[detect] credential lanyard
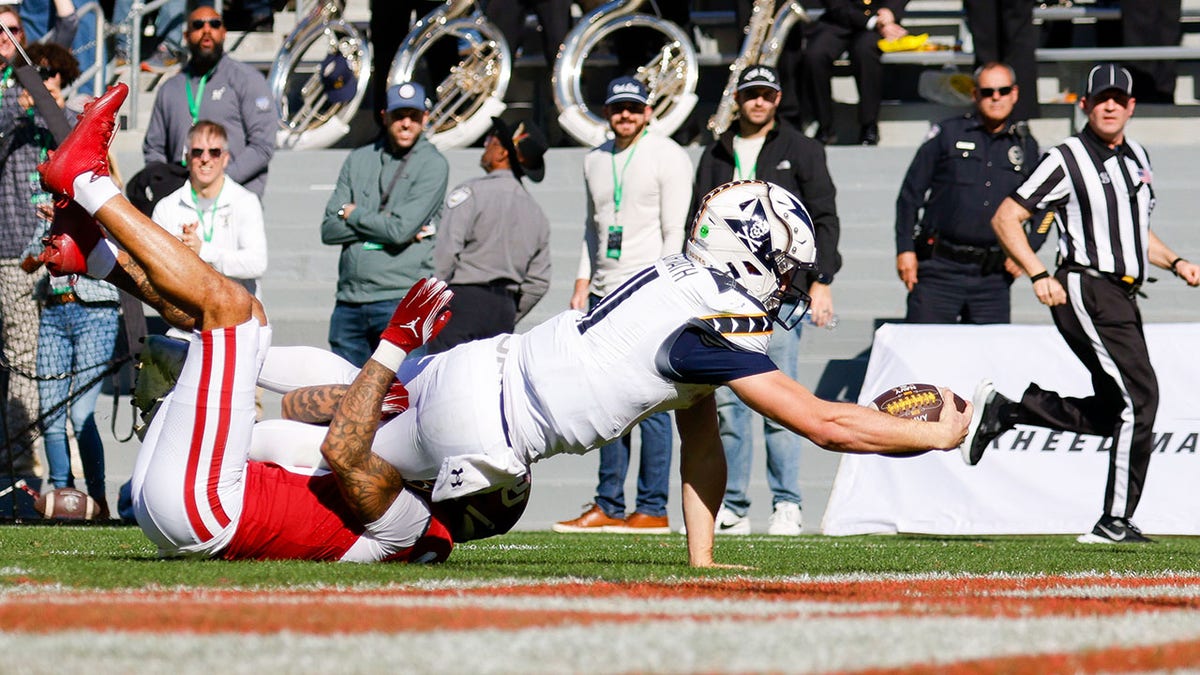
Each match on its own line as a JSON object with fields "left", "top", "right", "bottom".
{"left": 607, "top": 129, "right": 647, "bottom": 259}
{"left": 190, "top": 183, "right": 222, "bottom": 242}
{"left": 733, "top": 149, "right": 756, "bottom": 180}
{"left": 185, "top": 71, "right": 211, "bottom": 126}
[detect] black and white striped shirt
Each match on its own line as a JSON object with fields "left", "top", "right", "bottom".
{"left": 1012, "top": 125, "right": 1155, "bottom": 282}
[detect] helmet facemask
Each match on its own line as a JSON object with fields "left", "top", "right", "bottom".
{"left": 686, "top": 180, "right": 818, "bottom": 327}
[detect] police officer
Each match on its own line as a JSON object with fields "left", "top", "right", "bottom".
{"left": 894, "top": 61, "right": 1041, "bottom": 324}
{"left": 429, "top": 117, "right": 552, "bottom": 353}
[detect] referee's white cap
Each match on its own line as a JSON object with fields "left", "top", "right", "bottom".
{"left": 1085, "top": 63, "right": 1133, "bottom": 98}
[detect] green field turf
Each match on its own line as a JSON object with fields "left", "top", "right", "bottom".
{"left": 4, "top": 526, "right": 1200, "bottom": 588}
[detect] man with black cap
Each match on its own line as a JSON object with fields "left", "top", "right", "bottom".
{"left": 555, "top": 76, "right": 692, "bottom": 534}
{"left": 428, "top": 118, "right": 552, "bottom": 353}
{"left": 966, "top": 63, "right": 1200, "bottom": 544}
{"left": 322, "top": 81, "right": 449, "bottom": 367}
{"left": 691, "top": 64, "right": 841, "bottom": 536}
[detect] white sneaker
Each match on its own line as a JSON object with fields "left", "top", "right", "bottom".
{"left": 767, "top": 502, "right": 803, "bottom": 536}
{"left": 678, "top": 504, "right": 751, "bottom": 535}
{"left": 714, "top": 504, "right": 750, "bottom": 535}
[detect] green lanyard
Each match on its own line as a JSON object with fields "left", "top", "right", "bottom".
{"left": 733, "top": 149, "right": 756, "bottom": 180}
{"left": 185, "top": 70, "right": 212, "bottom": 126}
{"left": 189, "top": 183, "right": 223, "bottom": 242}
{"left": 610, "top": 129, "right": 647, "bottom": 215}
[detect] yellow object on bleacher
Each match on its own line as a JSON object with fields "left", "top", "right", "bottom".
{"left": 878, "top": 33, "right": 929, "bottom": 53}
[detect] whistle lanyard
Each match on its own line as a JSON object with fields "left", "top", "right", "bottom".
{"left": 185, "top": 71, "right": 211, "bottom": 125}
{"left": 610, "top": 129, "right": 647, "bottom": 217}
{"left": 190, "top": 184, "right": 222, "bottom": 242}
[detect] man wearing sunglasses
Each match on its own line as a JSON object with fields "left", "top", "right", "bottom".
{"left": 689, "top": 64, "right": 841, "bottom": 536}
{"left": 555, "top": 76, "right": 692, "bottom": 535}
{"left": 143, "top": 5, "right": 275, "bottom": 199}
{"left": 150, "top": 120, "right": 266, "bottom": 303}
{"left": 895, "top": 62, "right": 1041, "bottom": 325}
{"left": 971, "top": 63, "right": 1200, "bottom": 545}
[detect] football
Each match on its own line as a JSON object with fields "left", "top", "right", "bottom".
{"left": 870, "top": 383, "right": 968, "bottom": 458}
{"left": 33, "top": 488, "right": 101, "bottom": 520}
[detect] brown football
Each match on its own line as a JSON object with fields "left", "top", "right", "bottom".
{"left": 33, "top": 488, "right": 100, "bottom": 520}
{"left": 870, "top": 383, "right": 968, "bottom": 458}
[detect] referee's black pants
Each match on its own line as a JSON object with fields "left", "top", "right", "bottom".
{"left": 426, "top": 283, "right": 517, "bottom": 354}
{"left": 1014, "top": 268, "right": 1159, "bottom": 520}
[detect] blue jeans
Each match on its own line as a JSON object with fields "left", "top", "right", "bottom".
{"left": 714, "top": 323, "right": 803, "bottom": 516}
{"left": 36, "top": 302, "right": 119, "bottom": 498}
{"left": 329, "top": 299, "right": 426, "bottom": 368}
{"left": 589, "top": 293, "right": 673, "bottom": 518}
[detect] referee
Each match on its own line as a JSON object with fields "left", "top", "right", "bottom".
{"left": 966, "top": 64, "right": 1200, "bottom": 544}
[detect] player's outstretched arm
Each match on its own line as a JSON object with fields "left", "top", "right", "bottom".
{"left": 730, "top": 371, "right": 971, "bottom": 453}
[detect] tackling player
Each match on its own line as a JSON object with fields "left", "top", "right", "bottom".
{"left": 35, "top": 83, "right": 496, "bottom": 563}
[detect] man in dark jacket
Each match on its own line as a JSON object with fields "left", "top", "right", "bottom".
{"left": 690, "top": 65, "right": 841, "bottom": 535}
{"left": 894, "top": 62, "right": 1041, "bottom": 324}
{"left": 802, "top": 0, "right": 909, "bottom": 145}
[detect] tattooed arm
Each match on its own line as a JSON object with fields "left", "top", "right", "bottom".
{"left": 320, "top": 359, "right": 405, "bottom": 523}
{"left": 282, "top": 385, "right": 347, "bottom": 424}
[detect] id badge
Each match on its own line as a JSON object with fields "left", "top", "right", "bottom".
{"left": 605, "top": 225, "right": 623, "bottom": 260}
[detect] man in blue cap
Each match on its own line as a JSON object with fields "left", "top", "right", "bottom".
{"left": 321, "top": 82, "right": 449, "bottom": 367}
{"left": 555, "top": 76, "right": 693, "bottom": 534}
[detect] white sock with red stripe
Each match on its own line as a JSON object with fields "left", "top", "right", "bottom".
{"left": 71, "top": 173, "right": 121, "bottom": 215}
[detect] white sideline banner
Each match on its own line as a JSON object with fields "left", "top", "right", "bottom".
{"left": 820, "top": 323, "right": 1200, "bottom": 536}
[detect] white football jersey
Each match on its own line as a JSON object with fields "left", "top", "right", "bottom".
{"left": 505, "top": 254, "right": 775, "bottom": 463}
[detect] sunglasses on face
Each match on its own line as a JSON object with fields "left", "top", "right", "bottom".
{"left": 0, "top": 23, "right": 22, "bottom": 35}
{"left": 977, "top": 85, "right": 1014, "bottom": 98}
{"left": 36, "top": 66, "right": 59, "bottom": 80}
{"left": 189, "top": 147, "right": 224, "bottom": 159}
{"left": 738, "top": 87, "right": 778, "bottom": 102}
{"left": 608, "top": 102, "right": 645, "bottom": 115}
{"left": 189, "top": 17, "right": 223, "bottom": 31}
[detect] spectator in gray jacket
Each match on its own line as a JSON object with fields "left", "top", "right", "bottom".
{"left": 429, "top": 117, "right": 552, "bottom": 353}
{"left": 321, "top": 82, "right": 449, "bottom": 367}
{"left": 142, "top": 5, "right": 275, "bottom": 198}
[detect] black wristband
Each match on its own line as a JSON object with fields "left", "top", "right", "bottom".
{"left": 1030, "top": 271, "right": 1050, "bottom": 283}
{"left": 1170, "top": 257, "right": 1186, "bottom": 276}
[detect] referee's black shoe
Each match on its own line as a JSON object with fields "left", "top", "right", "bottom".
{"left": 960, "top": 380, "right": 1015, "bottom": 466}
{"left": 1077, "top": 515, "right": 1154, "bottom": 544}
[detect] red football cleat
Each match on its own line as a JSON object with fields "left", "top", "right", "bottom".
{"left": 38, "top": 83, "right": 128, "bottom": 198}
{"left": 39, "top": 200, "right": 106, "bottom": 276}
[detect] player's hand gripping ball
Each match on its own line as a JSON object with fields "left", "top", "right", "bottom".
{"left": 870, "top": 383, "right": 967, "bottom": 458}
{"left": 34, "top": 488, "right": 101, "bottom": 520}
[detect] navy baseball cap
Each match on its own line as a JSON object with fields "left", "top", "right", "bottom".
{"left": 737, "top": 65, "right": 781, "bottom": 92}
{"left": 1085, "top": 63, "right": 1133, "bottom": 98}
{"left": 320, "top": 53, "right": 356, "bottom": 104}
{"left": 386, "top": 82, "right": 429, "bottom": 113}
{"left": 604, "top": 76, "right": 649, "bottom": 106}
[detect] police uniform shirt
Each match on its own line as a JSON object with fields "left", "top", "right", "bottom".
{"left": 433, "top": 169, "right": 551, "bottom": 317}
{"left": 1012, "top": 124, "right": 1154, "bottom": 282}
{"left": 895, "top": 113, "right": 1039, "bottom": 253}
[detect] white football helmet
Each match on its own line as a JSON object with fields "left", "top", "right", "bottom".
{"left": 686, "top": 180, "right": 818, "bottom": 326}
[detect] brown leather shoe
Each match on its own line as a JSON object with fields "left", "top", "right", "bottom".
{"left": 609, "top": 512, "right": 670, "bottom": 534}
{"left": 552, "top": 504, "right": 624, "bottom": 533}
